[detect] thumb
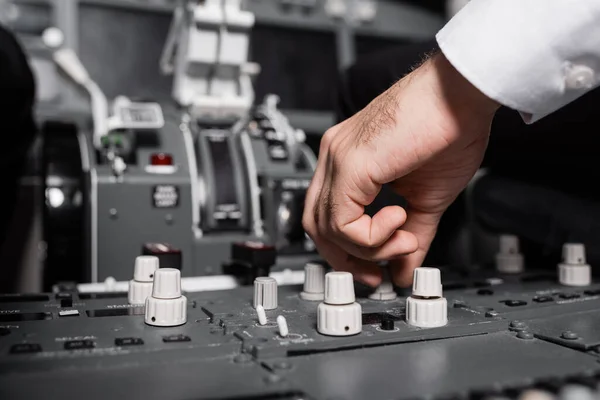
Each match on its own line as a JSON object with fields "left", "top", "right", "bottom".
{"left": 389, "top": 208, "right": 443, "bottom": 287}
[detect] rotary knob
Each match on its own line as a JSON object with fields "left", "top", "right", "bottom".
{"left": 128, "top": 256, "right": 159, "bottom": 305}
{"left": 369, "top": 267, "right": 397, "bottom": 300}
{"left": 558, "top": 243, "right": 591, "bottom": 286}
{"left": 317, "top": 272, "right": 362, "bottom": 336}
{"left": 145, "top": 268, "right": 187, "bottom": 327}
{"left": 495, "top": 234, "right": 524, "bottom": 274}
{"left": 253, "top": 277, "right": 278, "bottom": 310}
{"left": 406, "top": 267, "right": 447, "bottom": 328}
{"left": 300, "top": 263, "right": 325, "bottom": 301}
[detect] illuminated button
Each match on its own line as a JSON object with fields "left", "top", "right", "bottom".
{"left": 151, "top": 153, "right": 173, "bottom": 166}
{"left": 146, "top": 153, "right": 177, "bottom": 174}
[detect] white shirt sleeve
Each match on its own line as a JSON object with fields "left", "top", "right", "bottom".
{"left": 436, "top": 0, "right": 600, "bottom": 123}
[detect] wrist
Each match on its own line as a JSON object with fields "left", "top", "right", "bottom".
{"left": 421, "top": 52, "right": 500, "bottom": 128}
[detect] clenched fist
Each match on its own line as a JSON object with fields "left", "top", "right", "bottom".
{"left": 303, "top": 53, "right": 499, "bottom": 287}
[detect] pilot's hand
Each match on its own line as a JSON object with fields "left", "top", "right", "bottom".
{"left": 303, "top": 53, "right": 499, "bottom": 287}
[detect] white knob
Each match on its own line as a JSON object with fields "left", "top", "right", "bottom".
{"left": 317, "top": 301, "right": 362, "bottom": 336}
{"left": 558, "top": 243, "right": 591, "bottom": 286}
{"left": 253, "top": 277, "right": 278, "bottom": 310}
{"left": 559, "top": 264, "right": 591, "bottom": 286}
{"left": 128, "top": 256, "right": 159, "bottom": 305}
{"left": 406, "top": 267, "right": 447, "bottom": 328}
{"left": 145, "top": 268, "right": 186, "bottom": 326}
{"left": 134, "top": 256, "right": 159, "bottom": 282}
{"left": 499, "top": 234, "right": 519, "bottom": 254}
{"left": 317, "top": 271, "right": 362, "bottom": 336}
{"left": 369, "top": 268, "right": 397, "bottom": 300}
{"left": 412, "top": 267, "right": 442, "bottom": 298}
{"left": 562, "top": 243, "right": 586, "bottom": 264}
{"left": 406, "top": 297, "right": 447, "bottom": 328}
{"left": 151, "top": 268, "right": 182, "bottom": 299}
{"left": 496, "top": 234, "right": 524, "bottom": 274}
{"left": 300, "top": 263, "right": 325, "bottom": 301}
{"left": 324, "top": 272, "right": 355, "bottom": 305}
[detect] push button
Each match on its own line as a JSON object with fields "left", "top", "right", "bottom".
{"left": 558, "top": 293, "right": 580, "bottom": 300}
{"left": 64, "top": 340, "right": 95, "bottom": 350}
{"left": 502, "top": 300, "right": 527, "bottom": 307}
{"left": 533, "top": 295, "right": 554, "bottom": 303}
{"left": 115, "top": 337, "right": 144, "bottom": 347}
{"left": 58, "top": 309, "right": 79, "bottom": 317}
{"left": 10, "top": 343, "right": 42, "bottom": 354}
{"left": 162, "top": 334, "right": 190, "bottom": 343}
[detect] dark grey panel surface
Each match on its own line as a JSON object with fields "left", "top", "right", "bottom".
{"left": 2, "top": 269, "right": 600, "bottom": 399}
{"left": 263, "top": 333, "right": 600, "bottom": 400}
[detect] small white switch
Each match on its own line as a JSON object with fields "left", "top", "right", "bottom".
{"left": 256, "top": 304, "right": 267, "bottom": 326}
{"left": 277, "top": 315, "right": 289, "bottom": 338}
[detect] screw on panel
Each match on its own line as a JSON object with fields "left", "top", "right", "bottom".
{"left": 561, "top": 331, "right": 579, "bottom": 340}
{"left": 109, "top": 208, "right": 118, "bottom": 219}
{"left": 509, "top": 320, "right": 527, "bottom": 331}
{"left": 165, "top": 214, "right": 174, "bottom": 225}
{"left": 485, "top": 310, "right": 499, "bottom": 318}
{"left": 517, "top": 331, "right": 534, "bottom": 340}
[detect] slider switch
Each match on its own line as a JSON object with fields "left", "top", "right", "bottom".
{"left": 317, "top": 272, "right": 362, "bottom": 336}
{"left": 145, "top": 268, "right": 187, "bottom": 327}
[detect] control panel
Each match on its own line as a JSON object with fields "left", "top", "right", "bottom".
{"left": 2, "top": 241, "right": 600, "bottom": 399}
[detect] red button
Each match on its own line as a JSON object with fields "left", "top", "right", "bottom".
{"left": 150, "top": 153, "right": 173, "bottom": 166}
